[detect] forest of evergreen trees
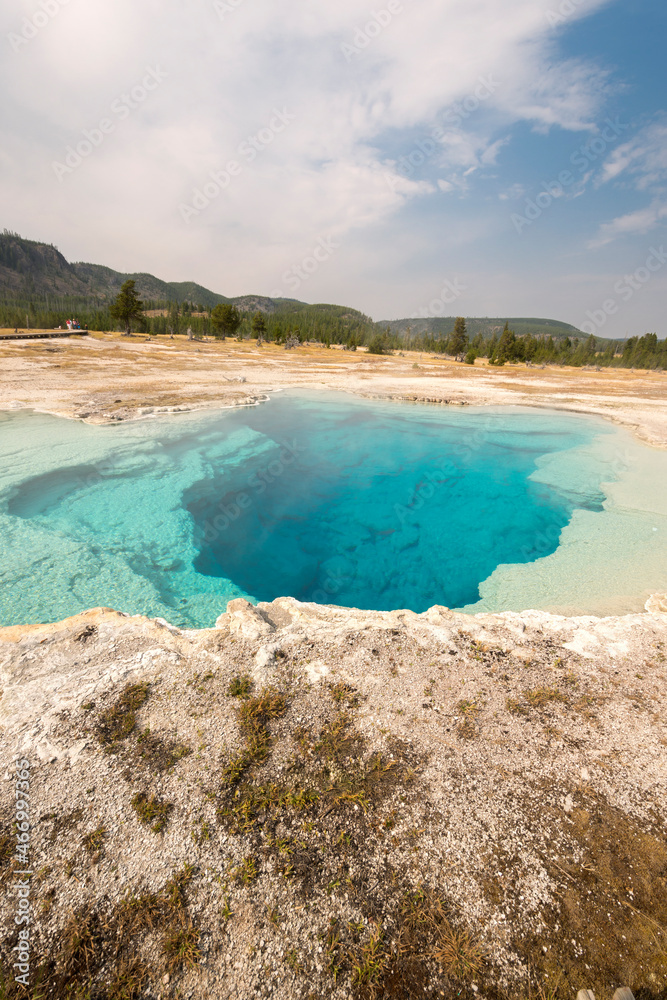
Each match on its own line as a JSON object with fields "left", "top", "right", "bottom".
{"left": 0, "top": 292, "right": 665, "bottom": 370}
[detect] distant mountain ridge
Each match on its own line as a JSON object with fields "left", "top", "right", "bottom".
{"left": 0, "top": 230, "right": 582, "bottom": 336}
{"left": 380, "top": 315, "right": 583, "bottom": 340}
{"left": 0, "top": 231, "right": 231, "bottom": 308}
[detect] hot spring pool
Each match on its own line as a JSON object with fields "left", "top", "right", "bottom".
{"left": 1, "top": 391, "right": 666, "bottom": 627}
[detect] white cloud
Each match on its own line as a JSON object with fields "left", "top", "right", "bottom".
{"left": 0, "top": 0, "right": 616, "bottom": 310}
{"left": 498, "top": 183, "right": 526, "bottom": 201}
{"left": 588, "top": 116, "right": 667, "bottom": 248}
{"left": 587, "top": 201, "right": 667, "bottom": 249}
{"left": 597, "top": 118, "right": 667, "bottom": 188}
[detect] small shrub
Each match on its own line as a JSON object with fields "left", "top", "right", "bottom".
{"left": 228, "top": 675, "right": 253, "bottom": 698}
{"left": 96, "top": 683, "right": 150, "bottom": 750}
{"left": 82, "top": 826, "right": 106, "bottom": 856}
{"left": 367, "top": 335, "right": 390, "bottom": 355}
{"left": 162, "top": 924, "right": 201, "bottom": 972}
{"left": 130, "top": 792, "right": 173, "bottom": 833}
{"left": 136, "top": 728, "right": 191, "bottom": 771}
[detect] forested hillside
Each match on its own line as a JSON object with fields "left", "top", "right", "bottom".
{"left": 1, "top": 230, "right": 664, "bottom": 368}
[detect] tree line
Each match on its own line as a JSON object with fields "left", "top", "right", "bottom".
{"left": 448, "top": 321, "right": 667, "bottom": 369}
{"left": 1, "top": 282, "right": 665, "bottom": 369}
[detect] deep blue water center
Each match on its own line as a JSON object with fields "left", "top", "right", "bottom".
{"left": 184, "top": 393, "right": 605, "bottom": 613}
{"left": 0, "top": 392, "right": 615, "bottom": 628}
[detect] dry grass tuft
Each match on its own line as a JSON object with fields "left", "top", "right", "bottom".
{"left": 96, "top": 683, "right": 150, "bottom": 751}
{"left": 228, "top": 674, "right": 253, "bottom": 698}
{"left": 162, "top": 923, "right": 201, "bottom": 973}
{"left": 82, "top": 826, "right": 106, "bottom": 857}
{"left": 135, "top": 728, "right": 191, "bottom": 771}
{"left": 223, "top": 688, "right": 288, "bottom": 784}
{"left": 455, "top": 697, "right": 483, "bottom": 738}
{"left": 130, "top": 792, "right": 173, "bottom": 833}
{"left": 104, "top": 957, "right": 150, "bottom": 1000}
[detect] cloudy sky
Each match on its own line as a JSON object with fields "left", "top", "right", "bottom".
{"left": 1, "top": 0, "right": 666, "bottom": 335}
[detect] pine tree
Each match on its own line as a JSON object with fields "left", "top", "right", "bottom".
{"left": 211, "top": 303, "right": 242, "bottom": 340}
{"left": 167, "top": 301, "right": 180, "bottom": 337}
{"left": 110, "top": 280, "right": 144, "bottom": 336}
{"left": 252, "top": 312, "right": 267, "bottom": 344}
{"left": 448, "top": 317, "right": 468, "bottom": 360}
{"left": 490, "top": 322, "right": 516, "bottom": 366}
{"left": 367, "top": 332, "right": 389, "bottom": 355}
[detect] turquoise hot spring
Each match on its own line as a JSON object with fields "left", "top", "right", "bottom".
{"left": 1, "top": 390, "right": 666, "bottom": 629}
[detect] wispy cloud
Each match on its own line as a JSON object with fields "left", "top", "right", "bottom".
{"left": 6, "top": 0, "right": 654, "bottom": 333}
{"left": 588, "top": 201, "right": 667, "bottom": 249}
{"left": 0, "top": 1, "right": 616, "bottom": 257}
{"left": 588, "top": 116, "right": 667, "bottom": 247}
{"left": 597, "top": 117, "right": 667, "bottom": 188}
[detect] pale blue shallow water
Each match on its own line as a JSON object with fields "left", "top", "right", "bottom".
{"left": 0, "top": 391, "right": 663, "bottom": 627}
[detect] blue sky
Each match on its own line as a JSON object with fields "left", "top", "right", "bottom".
{"left": 1, "top": 0, "right": 665, "bottom": 336}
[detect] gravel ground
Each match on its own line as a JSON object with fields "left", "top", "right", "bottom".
{"left": 1, "top": 596, "right": 666, "bottom": 1000}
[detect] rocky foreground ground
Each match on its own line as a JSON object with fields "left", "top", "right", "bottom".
{"left": 1, "top": 596, "right": 666, "bottom": 1000}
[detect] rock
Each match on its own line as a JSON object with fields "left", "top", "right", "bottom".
{"left": 646, "top": 592, "right": 667, "bottom": 614}
{"left": 510, "top": 647, "right": 535, "bottom": 663}
{"left": 216, "top": 599, "right": 276, "bottom": 640}
{"left": 304, "top": 660, "right": 329, "bottom": 684}
{"left": 0, "top": 596, "right": 665, "bottom": 999}
{"left": 254, "top": 644, "right": 282, "bottom": 669}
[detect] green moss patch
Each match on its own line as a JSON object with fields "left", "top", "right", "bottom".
{"left": 130, "top": 792, "right": 173, "bottom": 834}
{"left": 96, "top": 683, "right": 150, "bottom": 751}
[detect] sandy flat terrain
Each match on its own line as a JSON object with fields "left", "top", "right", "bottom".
{"left": 1, "top": 330, "right": 666, "bottom": 447}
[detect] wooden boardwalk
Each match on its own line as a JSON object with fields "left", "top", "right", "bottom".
{"left": 0, "top": 329, "right": 89, "bottom": 341}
